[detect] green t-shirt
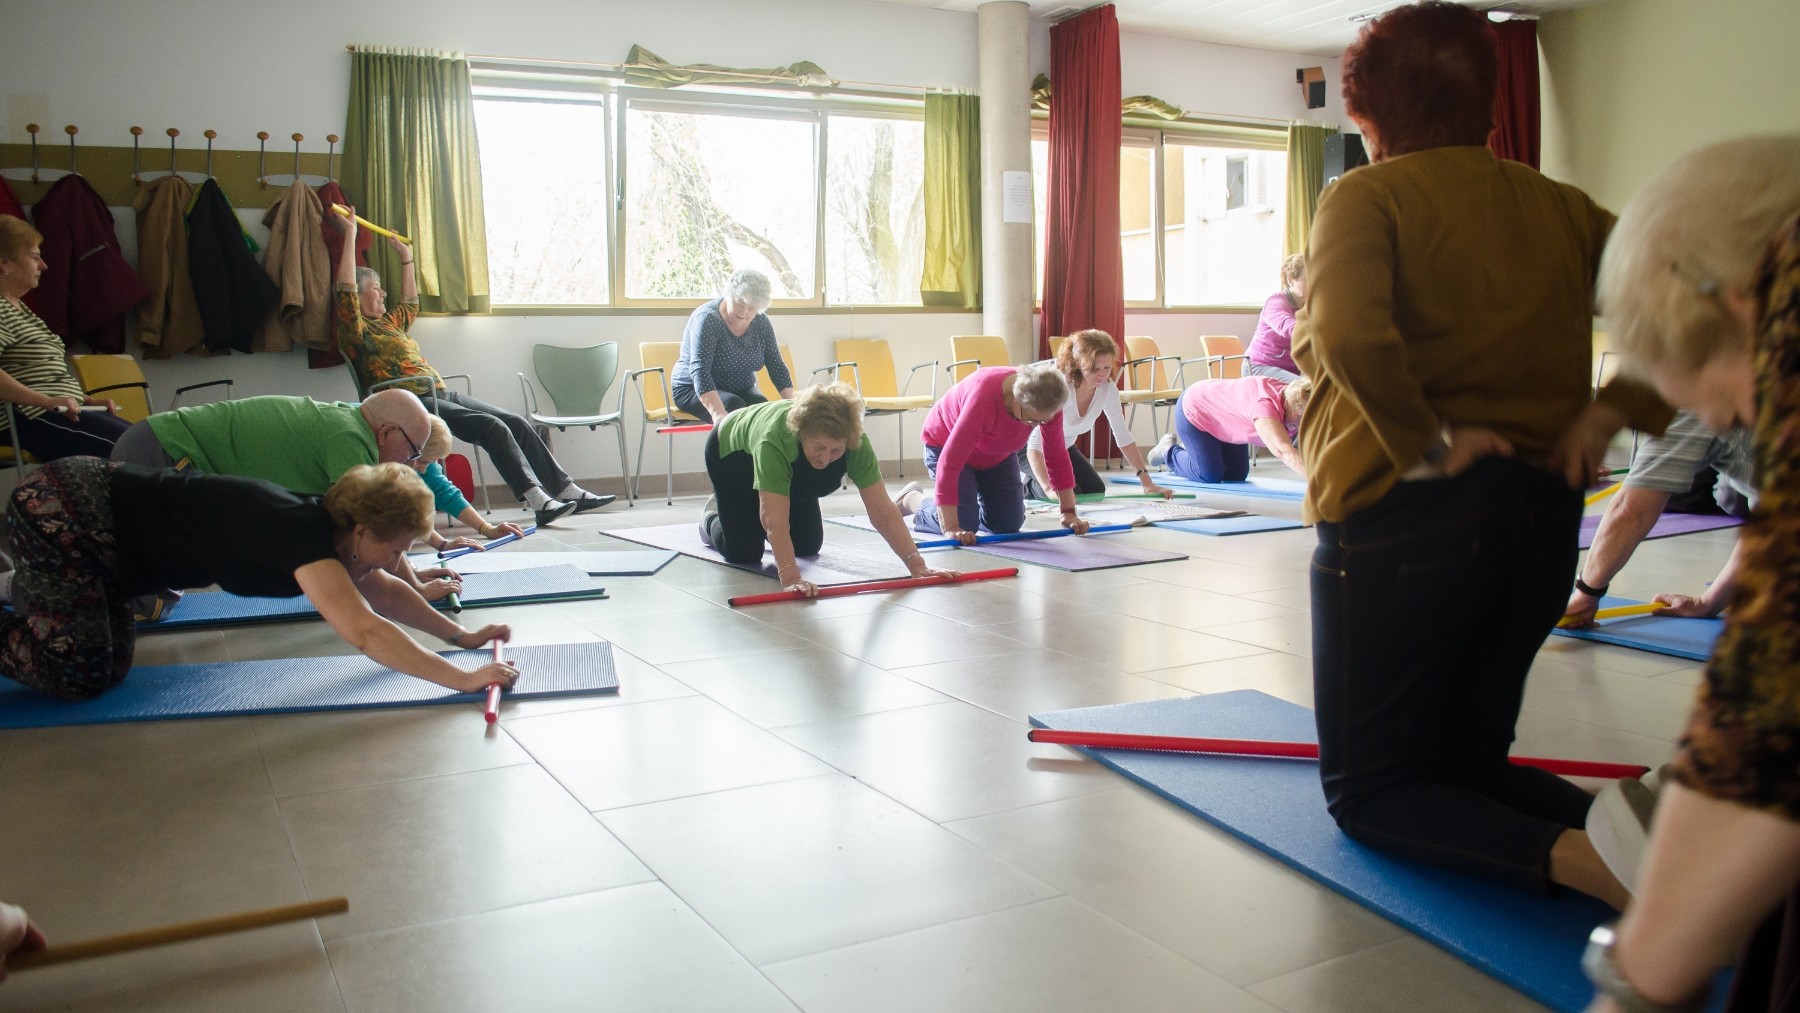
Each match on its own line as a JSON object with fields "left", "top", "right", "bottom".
{"left": 715, "top": 398, "right": 881, "bottom": 495}
{"left": 146, "top": 395, "right": 378, "bottom": 495}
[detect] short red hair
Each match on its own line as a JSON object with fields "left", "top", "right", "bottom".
{"left": 1341, "top": 1, "right": 1497, "bottom": 159}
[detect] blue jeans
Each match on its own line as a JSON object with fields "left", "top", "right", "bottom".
{"left": 913, "top": 444, "right": 1026, "bottom": 535}
{"left": 1167, "top": 409, "right": 1249, "bottom": 484}
{"left": 1311, "top": 457, "right": 1591, "bottom": 893}
{"left": 1244, "top": 362, "right": 1301, "bottom": 382}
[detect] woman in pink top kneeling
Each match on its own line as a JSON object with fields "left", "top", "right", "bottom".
{"left": 1152, "top": 376, "right": 1311, "bottom": 483}
{"left": 896, "top": 363, "right": 1086, "bottom": 545}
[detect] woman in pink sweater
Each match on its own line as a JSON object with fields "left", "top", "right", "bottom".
{"left": 897, "top": 363, "right": 1086, "bottom": 544}
{"left": 1150, "top": 376, "right": 1311, "bottom": 483}
{"left": 1244, "top": 254, "right": 1306, "bottom": 382}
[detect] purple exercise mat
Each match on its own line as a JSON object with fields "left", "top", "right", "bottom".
{"left": 825, "top": 514, "right": 1187, "bottom": 571}
{"left": 1578, "top": 511, "right": 1742, "bottom": 549}
{"left": 602, "top": 523, "right": 910, "bottom": 585}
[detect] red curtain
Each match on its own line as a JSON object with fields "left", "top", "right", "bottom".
{"left": 1488, "top": 20, "right": 1540, "bottom": 168}
{"left": 1040, "top": 4, "right": 1123, "bottom": 360}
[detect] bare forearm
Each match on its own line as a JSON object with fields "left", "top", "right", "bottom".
{"left": 398, "top": 260, "right": 417, "bottom": 302}
{"left": 1698, "top": 538, "right": 1747, "bottom": 614}
{"left": 700, "top": 391, "right": 728, "bottom": 420}
{"left": 1581, "top": 489, "right": 1670, "bottom": 586}
{"left": 352, "top": 616, "right": 472, "bottom": 689}
{"left": 1254, "top": 418, "right": 1305, "bottom": 474}
{"left": 361, "top": 573, "right": 464, "bottom": 641}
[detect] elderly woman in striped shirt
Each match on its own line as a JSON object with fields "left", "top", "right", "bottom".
{"left": 672, "top": 269, "right": 795, "bottom": 424}
{"left": 0, "top": 216, "right": 131, "bottom": 459}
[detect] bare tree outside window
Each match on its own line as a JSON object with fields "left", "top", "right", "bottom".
{"left": 825, "top": 115, "right": 924, "bottom": 305}
{"left": 473, "top": 98, "right": 610, "bottom": 304}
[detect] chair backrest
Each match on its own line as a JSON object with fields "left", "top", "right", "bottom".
{"left": 70, "top": 354, "right": 153, "bottom": 423}
{"left": 1201, "top": 335, "right": 1247, "bottom": 380}
{"left": 949, "top": 335, "right": 1009, "bottom": 382}
{"left": 532, "top": 343, "right": 620, "bottom": 417}
{"left": 755, "top": 344, "right": 799, "bottom": 400}
{"left": 1047, "top": 336, "right": 1066, "bottom": 358}
{"left": 834, "top": 339, "right": 899, "bottom": 397}
{"left": 1124, "top": 336, "right": 1171, "bottom": 391}
{"left": 636, "top": 342, "right": 684, "bottom": 414}
{"left": 1592, "top": 329, "right": 1617, "bottom": 389}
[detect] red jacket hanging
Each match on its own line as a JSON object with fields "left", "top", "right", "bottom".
{"left": 24, "top": 174, "right": 148, "bottom": 353}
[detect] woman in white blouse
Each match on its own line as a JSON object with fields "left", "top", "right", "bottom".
{"left": 1020, "top": 329, "right": 1173, "bottom": 501}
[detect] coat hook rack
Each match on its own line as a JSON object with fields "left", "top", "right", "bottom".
{"left": 258, "top": 130, "right": 337, "bottom": 188}
{"left": 131, "top": 127, "right": 213, "bottom": 186}
{"left": 0, "top": 123, "right": 80, "bottom": 185}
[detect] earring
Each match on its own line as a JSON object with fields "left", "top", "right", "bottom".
{"left": 351, "top": 551, "right": 359, "bottom": 561}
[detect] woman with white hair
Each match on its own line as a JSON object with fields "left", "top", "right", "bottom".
{"left": 896, "top": 362, "right": 1086, "bottom": 544}
{"left": 1568, "top": 134, "right": 1800, "bottom": 1013}
{"left": 700, "top": 382, "right": 956, "bottom": 598}
{"left": 673, "top": 269, "right": 795, "bottom": 423}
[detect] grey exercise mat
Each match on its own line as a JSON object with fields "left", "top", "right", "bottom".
{"left": 411, "top": 549, "right": 677, "bottom": 576}
{"left": 825, "top": 514, "right": 1187, "bottom": 571}
{"left": 602, "top": 523, "right": 911, "bottom": 585}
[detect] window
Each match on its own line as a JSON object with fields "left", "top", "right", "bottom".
{"left": 824, "top": 114, "right": 925, "bottom": 306}
{"left": 1032, "top": 127, "right": 1287, "bottom": 309}
{"left": 623, "top": 102, "right": 818, "bottom": 302}
{"left": 473, "top": 97, "right": 612, "bottom": 305}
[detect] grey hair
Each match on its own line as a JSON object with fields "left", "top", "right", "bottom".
{"left": 355, "top": 266, "right": 381, "bottom": 291}
{"left": 1599, "top": 134, "right": 1800, "bottom": 374}
{"left": 1011, "top": 361, "right": 1070, "bottom": 417}
{"left": 723, "top": 269, "right": 772, "bottom": 311}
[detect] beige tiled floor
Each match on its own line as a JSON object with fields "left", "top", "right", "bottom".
{"left": 0, "top": 468, "right": 1736, "bottom": 1010}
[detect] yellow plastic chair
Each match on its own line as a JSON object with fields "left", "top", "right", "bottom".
{"left": 754, "top": 345, "right": 801, "bottom": 401}
{"left": 1048, "top": 336, "right": 1067, "bottom": 358}
{"left": 1197, "top": 335, "right": 1249, "bottom": 380}
{"left": 945, "top": 335, "right": 1009, "bottom": 383}
{"left": 70, "top": 354, "right": 233, "bottom": 424}
{"left": 625, "top": 341, "right": 710, "bottom": 505}
{"left": 816, "top": 338, "right": 938, "bottom": 475}
{"left": 1118, "top": 335, "right": 1185, "bottom": 436}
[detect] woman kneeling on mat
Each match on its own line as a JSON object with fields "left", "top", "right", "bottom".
{"left": 1149, "top": 375, "right": 1311, "bottom": 483}
{"left": 0, "top": 457, "right": 518, "bottom": 700}
{"left": 1021, "top": 329, "right": 1173, "bottom": 501}
{"left": 897, "top": 362, "right": 1085, "bottom": 545}
{"left": 700, "top": 382, "right": 956, "bottom": 598}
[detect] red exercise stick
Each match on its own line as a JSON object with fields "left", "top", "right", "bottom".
{"left": 1025, "top": 729, "right": 1651, "bottom": 780}
{"left": 484, "top": 640, "right": 507, "bottom": 725}
{"left": 728, "top": 567, "right": 1019, "bottom": 607}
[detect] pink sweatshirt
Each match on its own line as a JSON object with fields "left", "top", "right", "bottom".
{"left": 1181, "top": 376, "right": 1293, "bottom": 446}
{"left": 1246, "top": 291, "right": 1299, "bottom": 374}
{"left": 922, "top": 366, "right": 1073, "bottom": 507}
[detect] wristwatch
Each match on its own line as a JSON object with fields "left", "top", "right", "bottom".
{"left": 1582, "top": 922, "right": 1708, "bottom": 1013}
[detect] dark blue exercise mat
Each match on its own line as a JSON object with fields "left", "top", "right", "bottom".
{"left": 142, "top": 565, "right": 609, "bottom": 632}
{"left": 0, "top": 642, "right": 618, "bottom": 729}
{"left": 1549, "top": 595, "right": 1723, "bottom": 662}
{"left": 1029, "top": 691, "right": 1624, "bottom": 1013}
{"left": 409, "top": 549, "right": 677, "bottom": 577}
{"left": 1107, "top": 474, "right": 1306, "bottom": 500}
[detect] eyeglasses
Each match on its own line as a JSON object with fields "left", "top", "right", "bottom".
{"left": 1670, "top": 262, "right": 1720, "bottom": 296}
{"left": 394, "top": 424, "right": 424, "bottom": 462}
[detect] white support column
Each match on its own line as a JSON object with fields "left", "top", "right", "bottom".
{"left": 978, "top": 1, "right": 1035, "bottom": 365}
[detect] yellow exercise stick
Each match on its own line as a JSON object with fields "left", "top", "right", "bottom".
{"left": 9, "top": 897, "right": 349, "bottom": 971}
{"left": 330, "top": 204, "right": 411, "bottom": 245}
{"left": 1584, "top": 482, "right": 1622, "bottom": 506}
{"left": 1557, "top": 601, "right": 1668, "bottom": 628}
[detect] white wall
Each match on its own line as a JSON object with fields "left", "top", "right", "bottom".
{"left": 4, "top": 0, "right": 1341, "bottom": 493}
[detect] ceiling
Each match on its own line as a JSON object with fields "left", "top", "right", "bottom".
{"left": 867, "top": 0, "right": 1605, "bottom": 56}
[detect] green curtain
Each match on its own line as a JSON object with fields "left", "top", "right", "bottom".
{"left": 623, "top": 45, "right": 832, "bottom": 89}
{"left": 344, "top": 48, "right": 490, "bottom": 314}
{"left": 921, "top": 93, "right": 982, "bottom": 309}
{"left": 1284, "top": 124, "right": 1332, "bottom": 258}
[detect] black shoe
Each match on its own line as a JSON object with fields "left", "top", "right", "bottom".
{"left": 569, "top": 493, "right": 616, "bottom": 514}
{"left": 534, "top": 500, "right": 579, "bottom": 527}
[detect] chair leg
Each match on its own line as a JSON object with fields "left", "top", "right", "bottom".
{"left": 613, "top": 422, "right": 634, "bottom": 507}
{"left": 472, "top": 448, "right": 494, "bottom": 513}
{"left": 664, "top": 433, "right": 674, "bottom": 506}
{"left": 895, "top": 415, "right": 905, "bottom": 477}
{"left": 632, "top": 420, "right": 650, "bottom": 502}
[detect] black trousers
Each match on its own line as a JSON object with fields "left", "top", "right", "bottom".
{"left": 702, "top": 428, "right": 846, "bottom": 566}
{"left": 10, "top": 408, "right": 133, "bottom": 461}
{"left": 1311, "top": 457, "right": 1592, "bottom": 893}
{"left": 1017, "top": 446, "right": 1106, "bottom": 500}
{"left": 432, "top": 388, "right": 570, "bottom": 499}
{"left": 673, "top": 383, "right": 766, "bottom": 423}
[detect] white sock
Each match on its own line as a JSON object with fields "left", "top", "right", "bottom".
{"left": 558, "top": 482, "right": 593, "bottom": 501}
{"left": 523, "top": 486, "right": 552, "bottom": 508}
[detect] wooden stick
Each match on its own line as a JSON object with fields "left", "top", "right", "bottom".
{"left": 913, "top": 523, "right": 1134, "bottom": 551}
{"left": 728, "top": 567, "right": 1018, "bottom": 607}
{"left": 1585, "top": 482, "right": 1623, "bottom": 506}
{"left": 329, "top": 203, "right": 411, "bottom": 244}
{"left": 9, "top": 897, "right": 349, "bottom": 971}
{"left": 1558, "top": 601, "right": 1669, "bottom": 627}
{"left": 1025, "top": 729, "right": 1650, "bottom": 780}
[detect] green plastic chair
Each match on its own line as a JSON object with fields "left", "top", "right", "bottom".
{"left": 518, "top": 342, "right": 632, "bottom": 505}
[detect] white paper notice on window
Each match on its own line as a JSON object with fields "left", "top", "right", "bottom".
{"left": 1002, "top": 171, "right": 1032, "bottom": 224}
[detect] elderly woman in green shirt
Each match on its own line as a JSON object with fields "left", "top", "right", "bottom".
{"left": 700, "top": 382, "right": 955, "bottom": 598}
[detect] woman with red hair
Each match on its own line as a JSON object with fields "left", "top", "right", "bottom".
{"left": 1294, "top": 1, "right": 1671, "bottom": 908}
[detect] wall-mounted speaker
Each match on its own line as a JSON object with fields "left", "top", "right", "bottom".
{"left": 1296, "top": 67, "right": 1326, "bottom": 110}
{"left": 1321, "top": 133, "right": 1369, "bottom": 188}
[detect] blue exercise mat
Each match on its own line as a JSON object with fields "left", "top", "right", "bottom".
{"left": 1108, "top": 474, "right": 1306, "bottom": 500}
{"left": 1549, "top": 595, "right": 1722, "bottom": 662}
{"left": 144, "top": 565, "right": 609, "bottom": 632}
{"left": 1030, "top": 690, "right": 1617, "bottom": 1013}
{"left": 0, "top": 642, "right": 618, "bottom": 729}
{"left": 1154, "top": 514, "right": 1306, "bottom": 536}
